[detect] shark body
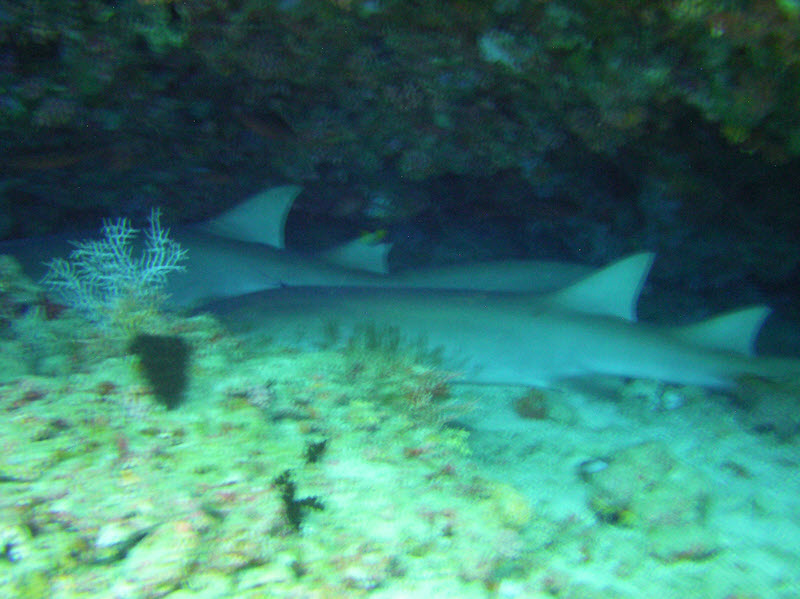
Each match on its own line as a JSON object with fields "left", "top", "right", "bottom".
{"left": 2, "top": 186, "right": 592, "bottom": 305}
{"left": 208, "top": 253, "right": 799, "bottom": 388}
{"left": 2, "top": 223, "right": 591, "bottom": 305}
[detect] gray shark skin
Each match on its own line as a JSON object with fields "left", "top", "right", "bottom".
{"left": 1, "top": 225, "right": 592, "bottom": 306}
{"left": 1, "top": 186, "right": 594, "bottom": 306}
{"left": 0, "top": 225, "right": 384, "bottom": 303}
{"left": 207, "top": 253, "right": 800, "bottom": 389}
{"left": 0, "top": 186, "right": 396, "bottom": 305}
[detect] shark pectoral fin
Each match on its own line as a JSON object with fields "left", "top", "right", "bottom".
{"left": 672, "top": 305, "right": 772, "bottom": 356}
{"left": 200, "top": 184, "right": 303, "bottom": 249}
{"left": 548, "top": 252, "right": 655, "bottom": 320}
{"left": 321, "top": 239, "right": 393, "bottom": 274}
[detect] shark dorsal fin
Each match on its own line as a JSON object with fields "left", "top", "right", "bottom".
{"left": 549, "top": 252, "right": 655, "bottom": 321}
{"left": 201, "top": 185, "right": 302, "bottom": 249}
{"left": 322, "top": 239, "right": 393, "bottom": 274}
{"left": 673, "top": 306, "right": 771, "bottom": 356}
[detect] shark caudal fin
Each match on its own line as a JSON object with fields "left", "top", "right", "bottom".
{"left": 201, "top": 184, "right": 303, "bottom": 249}
{"left": 672, "top": 306, "right": 772, "bottom": 356}
{"left": 549, "top": 252, "right": 655, "bottom": 321}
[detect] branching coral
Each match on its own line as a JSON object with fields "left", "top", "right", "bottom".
{"left": 42, "top": 209, "right": 187, "bottom": 332}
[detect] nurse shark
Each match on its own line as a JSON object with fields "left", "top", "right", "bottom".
{"left": 208, "top": 253, "right": 800, "bottom": 389}
{"left": 2, "top": 185, "right": 591, "bottom": 305}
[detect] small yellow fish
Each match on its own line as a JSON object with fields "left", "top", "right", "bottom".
{"left": 358, "top": 230, "right": 387, "bottom": 244}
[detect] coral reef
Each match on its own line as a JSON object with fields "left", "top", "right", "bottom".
{"left": 0, "top": 308, "right": 529, "bottom": 598}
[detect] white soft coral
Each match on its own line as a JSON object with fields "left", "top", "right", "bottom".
{"left": 42, "top": 208, "right": 187, "bottom": 330}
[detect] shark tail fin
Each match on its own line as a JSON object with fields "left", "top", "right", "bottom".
{"left": 673, "top": 305, "right": 771, "bottom": 356}
{"left": 549, "top": 252, "right": 655, "bottom": 321}
{"left": 322, "top": 239, "right": 393, "bottom": 274}
{"left": 201, "top": 184, "right": 303, "bottom": 249}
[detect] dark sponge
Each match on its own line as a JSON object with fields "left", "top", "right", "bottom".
{"left": 128, "top": 334, "right": 190, "bottom": 409}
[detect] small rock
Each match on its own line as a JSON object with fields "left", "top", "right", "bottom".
{"left": 120, "top": 520, "right": 200, "bottom": 598}
{"left": 649, "top": 523, "right": 721, "bottom": 563}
